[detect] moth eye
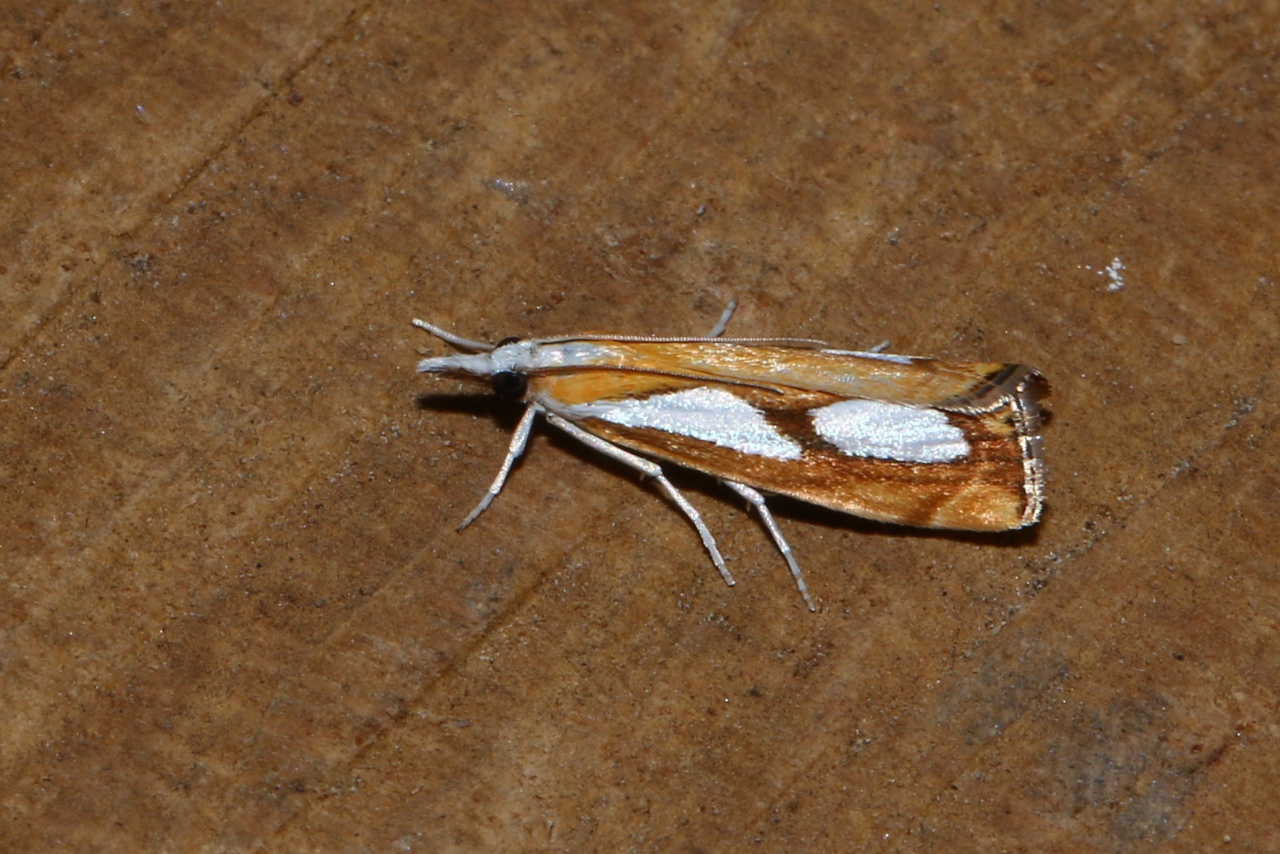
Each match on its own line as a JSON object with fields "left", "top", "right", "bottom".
{"left": 496, "top": 336, "right": 522, "bottom": 347}
{"left": 491, "top": 371, "right": 528, "bottom": 401}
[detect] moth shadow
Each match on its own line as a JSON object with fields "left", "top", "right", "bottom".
{"left": 414, "top": 391, "right": 524, "bottom": 427}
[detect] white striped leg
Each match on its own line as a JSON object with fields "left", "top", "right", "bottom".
{"left": 722, "top": 481, "right": 817, "bottom": 611}
{"left": 706, "top": 299, "right": 738, "bottom": 337}
{"left": 458, "top": 404, "right": 540, "bottom": 530}
{"left": 542, "top": 412, "right": 735, "bottom": 588}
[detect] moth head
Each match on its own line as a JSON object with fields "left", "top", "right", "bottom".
{"left": 413, "top": 319, "right": 534, "bottom": 400}
{"left": 487, "top": 337, "right": 529, "bottom": 400}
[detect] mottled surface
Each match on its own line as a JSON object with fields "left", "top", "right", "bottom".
{"left": 2, "top": 1, "right": 1277, "bottom": 850}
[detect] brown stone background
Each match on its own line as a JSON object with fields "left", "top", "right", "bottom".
{"left": 2, "top": 1, "right": 1277, "bottom": 850}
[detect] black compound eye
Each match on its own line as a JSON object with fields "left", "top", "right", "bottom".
{"left": 496, "top": 336, "right": 522, "bottom": 347}
{"left": 491, "top": 371, "right": 528, "bottom": 400}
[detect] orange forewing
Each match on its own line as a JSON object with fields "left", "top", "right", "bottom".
{"left": 537, "top": 339, "right": 1031, "bottom": 410}
{"left": 530, "top": 346, "right": 1045, "bottom": 531}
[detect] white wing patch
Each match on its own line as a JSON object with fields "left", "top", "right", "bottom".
{"left": 565, "top": 387, "right": 803, "bottom": 460}
{"left": 810, "top": 399, "right": 968, "bottom": 462}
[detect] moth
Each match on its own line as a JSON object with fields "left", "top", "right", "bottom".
{"left": 413, "top": 304, "right": 1046, "bottom": 610}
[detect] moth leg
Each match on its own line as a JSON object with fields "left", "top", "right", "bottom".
{"left": 458, "top": 404, "right": 540, "bottom": 530}
{"left": 706, "top": 299, "right": 738, "bottom": 337}
{"left": 543, "top": 412, "right": 735, "bottom": 588}
{"left": 722, "top": 481, "right": 817, "bottom": 611}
